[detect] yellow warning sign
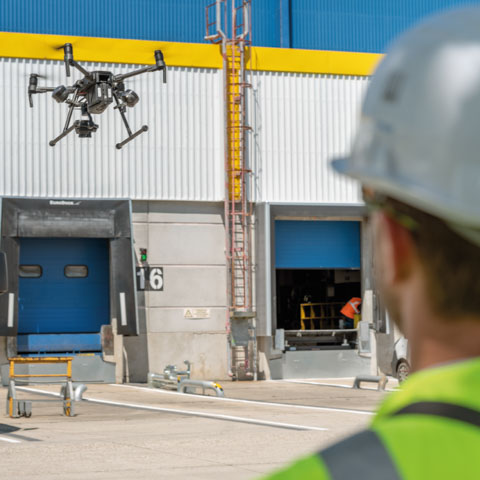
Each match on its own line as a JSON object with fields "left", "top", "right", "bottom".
{"left": 183, "top": 308, "right": 210, "bottom": 319}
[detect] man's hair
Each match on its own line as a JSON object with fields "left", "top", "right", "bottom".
{"left": 385, "top": 197, "right": 480, "bottom": 318}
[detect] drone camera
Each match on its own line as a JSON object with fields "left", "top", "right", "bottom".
{"left": 75, "top": 119, "right": 98, "bottom": 138}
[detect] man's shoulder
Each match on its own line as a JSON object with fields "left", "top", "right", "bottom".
{"left": 262, "top": 428, "right": 399, "bottom": 480}
{"left": 261, "top": 452, "right": 330, "bottom": 479}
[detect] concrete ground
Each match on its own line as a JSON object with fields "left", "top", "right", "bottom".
{"left": 0, "top": 377, "right": 397, "bottom": 479}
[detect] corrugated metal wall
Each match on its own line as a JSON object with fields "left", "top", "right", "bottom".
{"left": 0, "top": 0, "right": 208, "bottom": 44}
{"left": 0, "top": 0, "right": 281, "bottom": 48}
{"left": 288, "top": 0, "right": 480, "bottom": 52}
{"left": 249, "top": 71, "right": 368, "bottom": 204}
{"left": 3, "top": 0, "right": 480, "bottom": 52}
{"left": 0, "top": 58, "right": 366, "bottom": 203}
{"left": 0, "top": 58, "right": 223, "bottom": 201}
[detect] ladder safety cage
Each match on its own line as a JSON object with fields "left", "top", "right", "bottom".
{"left": 206, "top": 0, "right": 256, "bottom": 380}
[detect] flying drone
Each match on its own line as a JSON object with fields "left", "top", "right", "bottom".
{"left": 28, "top": 43, "right": 167, "bottom": 149}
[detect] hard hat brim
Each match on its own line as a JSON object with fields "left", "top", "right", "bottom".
{"left": 331, "top": 156, "right": 352, "bottom": 177}
{"left": 331, "top": 155, "right": 480, "bottom": 245}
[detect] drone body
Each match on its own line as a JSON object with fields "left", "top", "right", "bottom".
{"left": 28, "top": 44, "right": 167, "bottom": 149}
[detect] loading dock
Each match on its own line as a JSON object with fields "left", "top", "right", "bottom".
{"left": 256, "top": 204, "right": 375, "bottom": 379}
{"left": 18, "top": 237, "right": 110, "bottom": 355}
{"left": 0, "top": 198, "right": 138, "bottom": 383}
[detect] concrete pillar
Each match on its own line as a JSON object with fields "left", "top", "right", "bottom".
{"left": 103, "top": 317, "right": 124, "bottom": 383}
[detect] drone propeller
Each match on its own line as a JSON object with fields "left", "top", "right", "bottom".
{"left": 63, "top": 43, "right": 73, "bottom": 77}
{"left": 28, "top": 73, "right": 57, "bottom": 107}
{"left": 48, "top": 43, "right": 75, "bottom": 77}
{"left": 28, "top": 74, "right": 40, "bottom": 107}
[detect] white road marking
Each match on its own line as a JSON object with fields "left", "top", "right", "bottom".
{"left": 16, "top": 387, "right": 328, "bottom": 431}
{"left": 0, "top": 436, "right": 21, "bottom": 444}
{"left": 278, "top": 380, "right": 353, "bottom": 389}
{"left": 279, "top": 379, "right": 398, "bottom": 392}
{"left": 111, "top": 383, "right": 374, "bottom": 416}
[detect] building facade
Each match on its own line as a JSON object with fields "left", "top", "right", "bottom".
{"left": 0, "top": 0, "right": 475, "bottom": 382}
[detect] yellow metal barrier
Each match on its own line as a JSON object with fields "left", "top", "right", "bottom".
{"left": 7, "top": 357, "right": 75, "bottom": 418}
{"left": 300, "top": 302, "right": 345, "bottom": 330}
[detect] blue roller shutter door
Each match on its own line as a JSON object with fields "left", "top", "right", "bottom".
{"left": 275, "top": 220, "right": 361, "bottom": 269}
{"left": 18, "top": 238, "right": 110, "bottom": 353}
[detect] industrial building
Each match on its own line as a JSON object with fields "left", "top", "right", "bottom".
{"left": 0, "top": 0, "right": 474, "bottom": 383}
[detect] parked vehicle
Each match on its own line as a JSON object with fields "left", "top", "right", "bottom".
{"left": 392, "top": 336, "right": 410, "bottom": 382}
{"left": 377, "top": 312, "right": 411, "bottom": 382}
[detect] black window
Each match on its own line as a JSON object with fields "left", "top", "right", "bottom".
{"left": 64, "top": 265, "right": 88, "bottom": 278}
{"left": 19, "top": 265, "right": 42, "bottom": 278}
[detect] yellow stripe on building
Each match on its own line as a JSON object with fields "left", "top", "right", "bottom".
{"left": 249, "top": 46, "right": 381, "bottom": 76}
{"left": 0, "top": 31, "right": 382, "bottom": 76}
{"left": 0, "top": 32, "right": 222, "bottom": 69}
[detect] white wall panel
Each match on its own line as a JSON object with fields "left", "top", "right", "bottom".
{"left": 0, "top": 58, "right": 224, "bottom": 201}
{"left": 0, "top": 58, "right": 367, "bottom": 205}
{"left": 248, "top": 71, "right": 368, "bottom": 204}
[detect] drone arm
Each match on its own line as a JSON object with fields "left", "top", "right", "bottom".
{"left": 28, "top": 74, "right": 57, "bottom": 107}
{"left": 68, "top": 60, "right": 92, "bottom": 79}
{"left": 113, "top": 49, "right": 167, "bottom": 83}
{"left": 113, "top": 65, "right": 153, "bottom": 83}
{"left": 29, "top": 88, "right": 55, "bottom": 108}
{"left": 36, "top": 87, "right": 56, "bottom": 93}
{"left": 113, "top": 64, "right": 167, "bottom": 83}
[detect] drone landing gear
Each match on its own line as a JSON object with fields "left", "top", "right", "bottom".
{"left": 116, "top": 125, "right": 149, "bottom": 150}
{"left": 49, "top": 123, "right": 77, "bottom": 147}
{"left": 114, "top": 93, "right": 149, "bottom": 150}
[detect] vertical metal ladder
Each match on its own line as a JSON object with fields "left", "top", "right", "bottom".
{"left": 206, "top": 0, "right": 256, "bottom": 380}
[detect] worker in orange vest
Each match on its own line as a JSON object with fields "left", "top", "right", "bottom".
{"left": 340, "top": 297, "right": 361, "bottom": 328}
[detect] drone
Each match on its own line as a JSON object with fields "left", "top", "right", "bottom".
{"left": 28, "top": 43, "right": 167, "bottom": 149}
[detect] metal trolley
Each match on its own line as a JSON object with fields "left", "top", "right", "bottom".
{"left": 7, "top": 357, "right": 75, "bottom": 418}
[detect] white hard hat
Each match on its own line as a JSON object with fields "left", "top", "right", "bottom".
{"left": 332, "top": 7, "right": 480, "bottom": 245}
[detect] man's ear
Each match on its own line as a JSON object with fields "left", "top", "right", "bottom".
{"left": 374, "top": 211, "right": 416, "bottom": 285}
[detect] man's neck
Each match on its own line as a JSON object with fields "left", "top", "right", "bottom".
{"left": 410, "top": 317, "right": 480, "bottom": 372}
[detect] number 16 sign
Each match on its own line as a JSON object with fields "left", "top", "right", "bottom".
{"left": 136, "top": 266, "right": 164, "bottom": 291}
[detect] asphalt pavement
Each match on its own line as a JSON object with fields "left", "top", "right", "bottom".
{"left": 0, "top": 377, "right": 395, "bottom": 479}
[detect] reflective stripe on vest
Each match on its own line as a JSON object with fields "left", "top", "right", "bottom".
{"left": 318, "top": 401, "right": 480, "bottom": 479}
{"left": 319, "top": 429, "right": 401, "bottom": 480}
{"left": 349, "top": 300, "right": 361, "bottom": 314}
{"left": 392, "top": 401, "right": 480, "bottom": 428}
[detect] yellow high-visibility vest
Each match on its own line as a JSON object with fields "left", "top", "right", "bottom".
{"left": 264, "top": 357, "right": 480, "bottom": 479}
